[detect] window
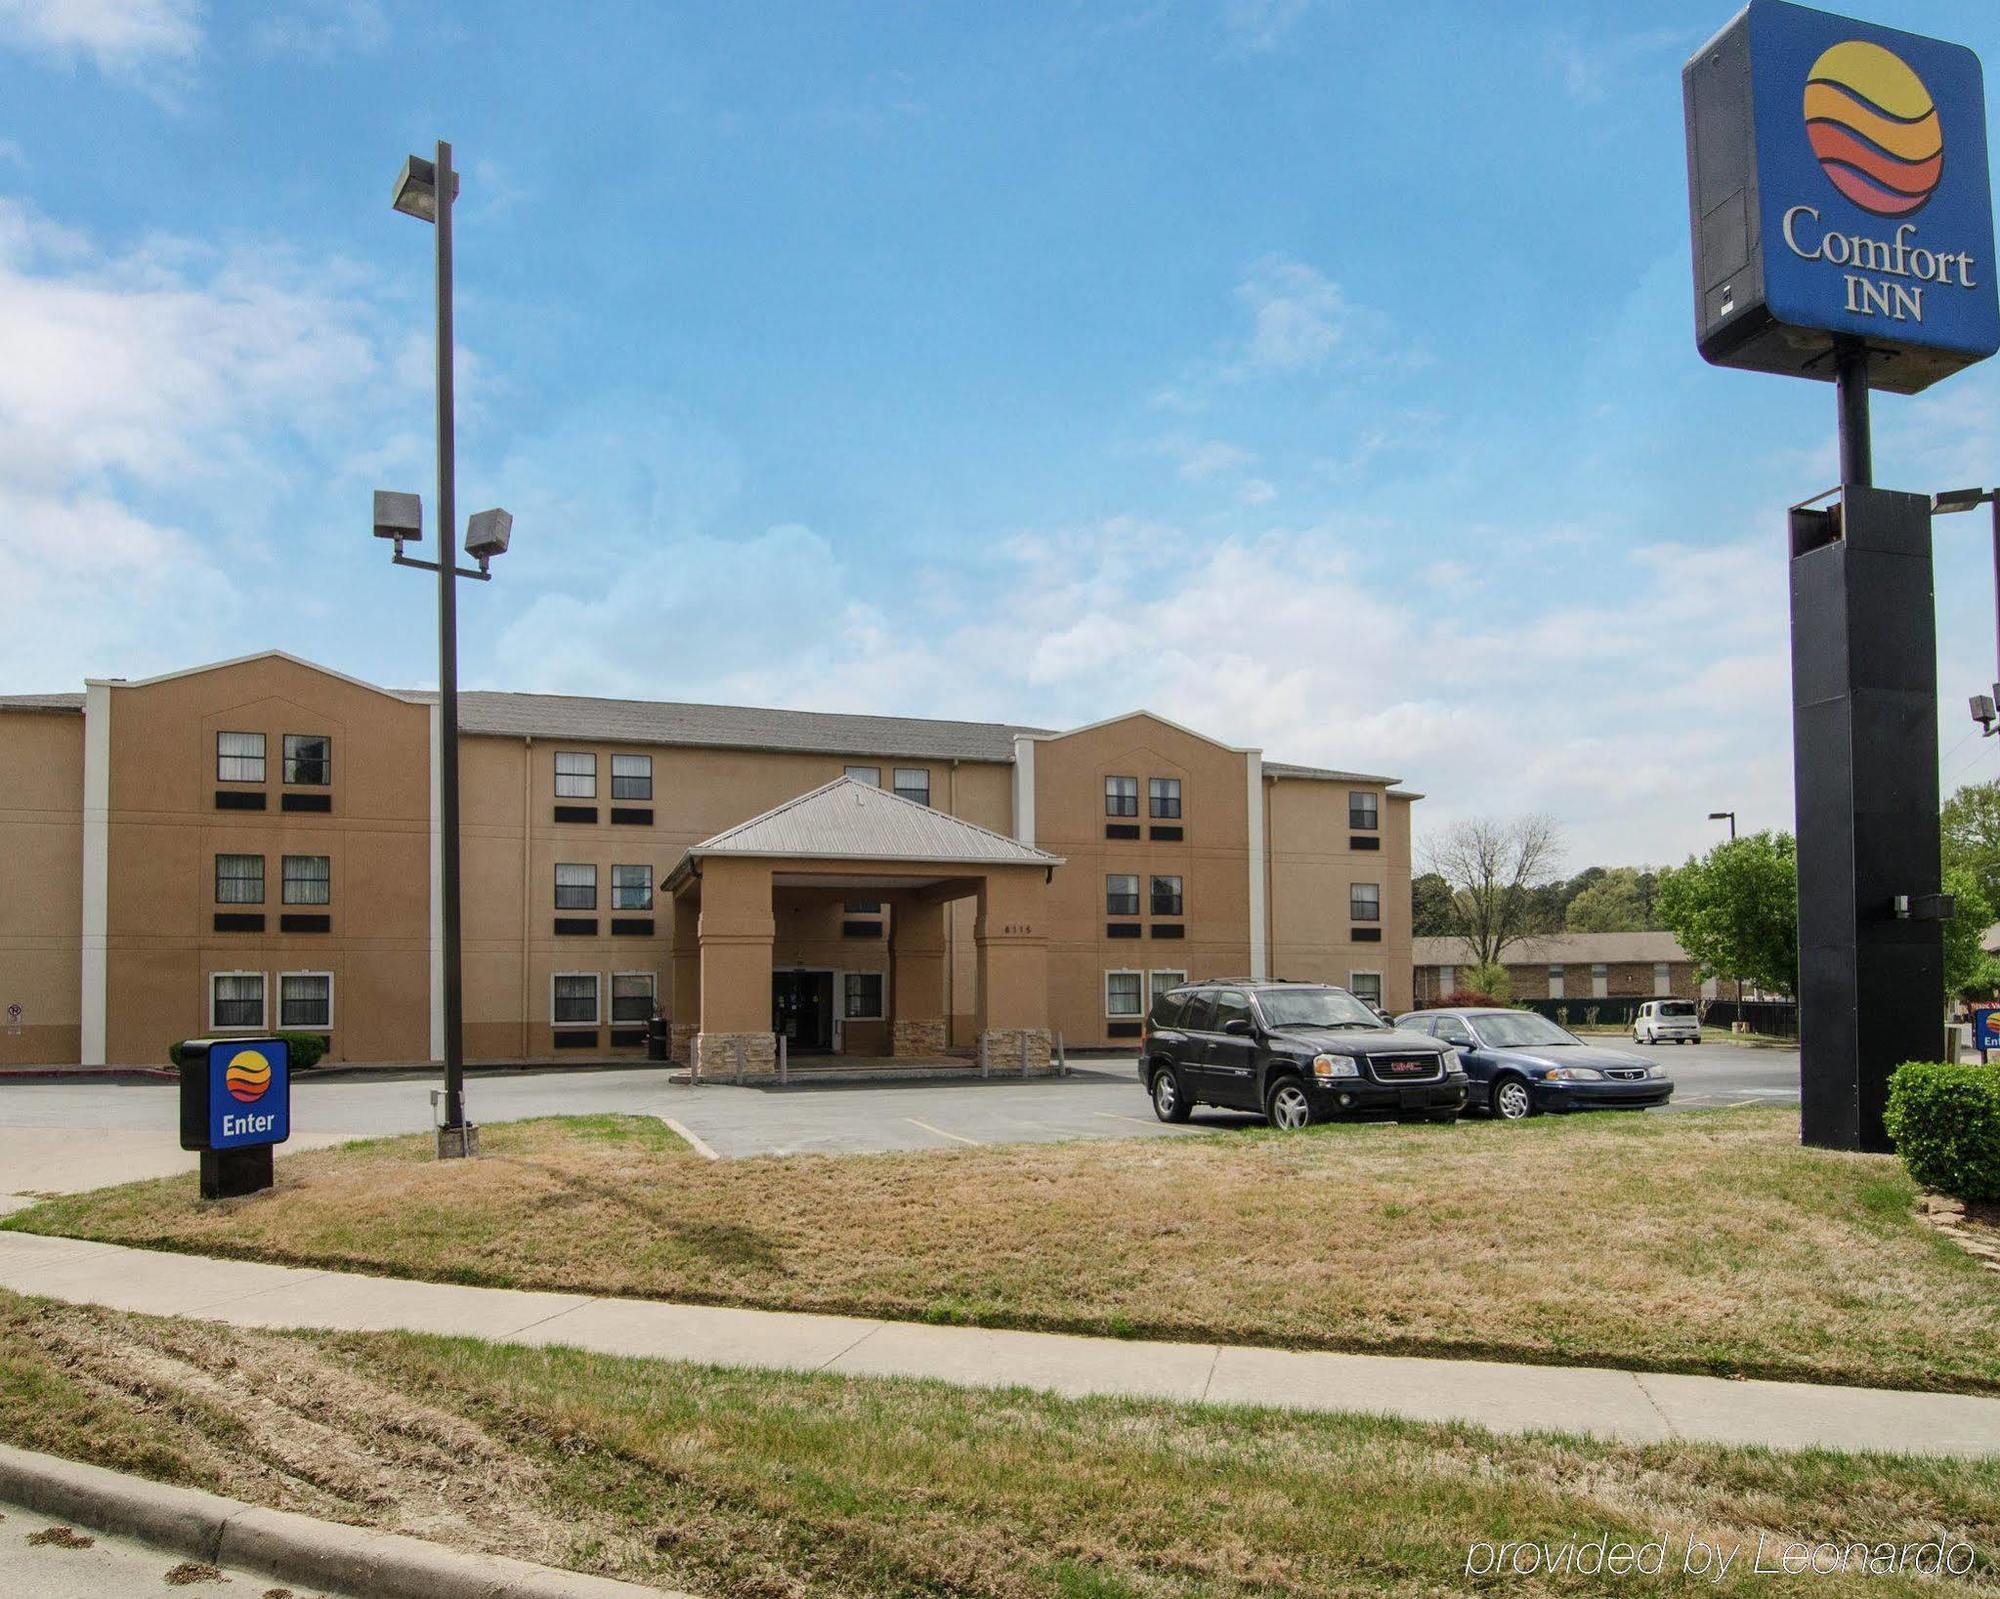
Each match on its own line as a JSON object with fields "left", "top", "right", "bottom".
{"left": 1548, "top": 964, "right": 1565, "bottom": 1000}
{"left": 1106, "top": 873, "right": 1140, "bottom": 916}
{"left": 1350, "top": 882, "right": 1381, "bottom": 922}
{"left": 1211, "top": 988, "right": 1252, "bottom": 1031}
{"left": 1349, "top": 791, "right": 1379, "bottom": 831}
{"left": 1105, "top": 775, "right": 1138, "bottom": 817}
{"left": 1591, "top": 962, "right": 1610, "bottom": 999}
{"left": 281, "top": 855, "right": 330, "bottom": 905}
{"left": 1434, "top": 1015, "right": 1475, "bottom": 1047}
{"left": 611, "top": 971, "right": 656, "bottom": 1022}
{"left": 843, "top": 971, "right": 885, "bottom": 1019}
{"left": 554, "top": 751, "right": 597, "bottom": 798}
{"left": 1653, "top": 961, "right": 1671, "bottom": 995}
{"left": 844, "top": 765, "right": 880, "bottom": 786}
{"left": 1180, "top": 990, "right": 1215, "bottom": 1031}
{"left": 281, "top": 733, "right": 331, "bottom": 785}
{"left": 611, "top": 864, "right": 653, "bottom": 911}
{"left": 1438, "top": 965, "right": 1455, "bottom": 995}
{"left": 554, "top": 863, "right": 598, "bottom": 910}
{"left": 217, "top": 731, "right": 266, "bottom": 783}
{"left": 1348, "top": 971, "right": 1384, "bottom": 1007}
{"left": 845, "top": 898, "right": 881, "bottom": 915}
{"left": 279, "top": 972, "right": 332, "bottom": 1029}
{"left": 1149, "top": 778, "right": 1181, "bottom": 819}
{"left": 611, "top": 753, "right": 652, "bottom": 800}
{"left": 1150, "top": 969, "right": 1187, "bottom": 1002}
{"left": 209, "top": 971, "right": 265, "bottom": 1030}
{"left": 893, "top": 767, "right": 931, "bottom": 806}
{"left": 215, "top": 854, "right": 264, "bottom": 904}
{"left": 552, "top": 972, "right": 600, "bottom": 1026}
{"left": 1150, "top": 875, "right": 1183, "bottom": 917}
{"left": 1105, "top": 970, "right": 1143, "bottom": 1017}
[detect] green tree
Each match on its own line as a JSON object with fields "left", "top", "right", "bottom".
{"left": 1412, "top": 872, "right": 1455, "bottom": 938}
{"left": 1942, "top": 779, "right": 2000, "bottom": 913}
{"left": 1462, "top": 961, "right": 1513, "bottom": 1004}
{"left": 1941, "top": 864, "right": 2000, "bottom": 1001}
{"left": 1565, "top": 867, "right": 1655, "bottom": 933}
{"left": 1655, "top": 832, "right": 1799, "bottom": 998}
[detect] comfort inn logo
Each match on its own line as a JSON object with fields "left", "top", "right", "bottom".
{"left": 1804, "top": 40, "right": 1943, "bottom": 218}
{"left": 224, "top": 1048, "right": 272, "bottom": 1104}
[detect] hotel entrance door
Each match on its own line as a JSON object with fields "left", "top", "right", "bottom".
{"left": 772, "top": 970, "right": 835, "bottom": 1054}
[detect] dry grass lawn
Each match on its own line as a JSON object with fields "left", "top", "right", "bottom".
{"left": 2, "top": 1289, "right": 1994, "bottom": 1598}
{"left": 8, "top": 1105, "right": 1997, "bottom": 1393}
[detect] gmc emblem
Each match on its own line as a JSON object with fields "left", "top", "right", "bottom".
{"left": 1381, "top": 1058, "right": 1429, "bottom": 1076}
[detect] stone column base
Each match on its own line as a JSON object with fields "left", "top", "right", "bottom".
{"left": 695, "top": 1031, "right": 777, "bottom": 1080}
{"left": 891, "top": 1018, "right": 950, "bottom": 1058}
{"left": 669, "top": 1021, "right": 697, "bottom": 1064}
{"left": 978, "top": 1027, "right": 1053, "bottom": 1074}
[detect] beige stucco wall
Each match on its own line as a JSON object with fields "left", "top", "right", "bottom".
{"left": 0, "top": 709, "right": 84, "bottom": 1064}
{"left": 1264, "top": 781, "right": 1412, "bottom": 1014}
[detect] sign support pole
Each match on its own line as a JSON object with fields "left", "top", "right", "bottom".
{"left": 1835, "top": 346, "right": 1871, "bottom": 489}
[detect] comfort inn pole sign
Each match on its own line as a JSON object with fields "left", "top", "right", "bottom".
{"left": 1687, "top": 0, "right": 1998, "bottom": 394}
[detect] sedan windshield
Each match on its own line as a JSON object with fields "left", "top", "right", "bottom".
{"left": 1469, "top": 1012, "right": 1580, "bottom": 1048}
{"left": 1256, "top": 987, "right": 1386, "bottom": 1029}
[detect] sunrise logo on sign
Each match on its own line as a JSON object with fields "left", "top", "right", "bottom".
{"left": 1804, "top": 40, "right": 1944, "bottom": 219}
{"left": 224, "top": 1048, "right": 272, "bottom": 1104}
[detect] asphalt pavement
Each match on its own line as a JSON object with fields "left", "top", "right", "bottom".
{"left": 0, "top": 1041, "right": 1798, "bottom": 1190}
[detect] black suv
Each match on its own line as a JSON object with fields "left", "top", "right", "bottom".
{"left": 1141, "top": 980, "right": 1468, "bottom": 1129}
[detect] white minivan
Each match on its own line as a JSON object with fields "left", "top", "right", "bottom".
{"left": 1633, "top": 999, "right": 1700, "bottom": 1045}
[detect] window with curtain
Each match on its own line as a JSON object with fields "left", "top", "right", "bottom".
{"left": 611, "top": 864, "right": 653, "bottom": 910}
{"left": 1150, "top": 875, "right": 1183, "bottom": 916}
{"left": 1149, "top": 778, "right": 1181, "bottom": 818}
{"left": 554, "top": 751, "right": 597, "bottom": 798}
{"left": 1105, "top": 971, "right": 1143, "bottom": 1016}
{"left": 553, "top": 973, "right": 599, "bottom": 1024}
{"left": 215, "top": 854, "right": 264, "bottom": 904}
{"left": 1106, "top": 874, "right": 1140, "bottom": 916}
{"left": 1349, "top": 791, "right": 1379, "bottom": 830}
{"left": 283, "top": 734, "right": 331, "bottom": 785}
{"left": 1104, "top": 775, "right": 1138, "bottom": 817}
{"left": 217, "top": 732, "right": 265, "bottom": 783}
{"left": 279, "top": 973, "right": 331, "bottom": 1028}
{"left": 555, "top": 863, "right": 597, "bottom": 909}
{"left": 611, "top": 753, "right": 652, "bottom": 799}
{"left": 893, "top": 767, "right": 931, "bottom": 806}
{"left": 1349, "top": 882, "right": 1380, "bottom": 921}
{"left": 282, "top": 855, "right": 330, "bottom": 905}
{"left": 611, "top": 972, "right": 655, "bottom": 1021}
{"left": 844, "top": 765, "right": 880, "bottom": 786}
{"left": 1348, "top": 972, "right": 1384, "bottom": 1006}
{"left": 211, "top": 972, "right": 264, "bottom": 1028}
{"left": 843, "top": 972, "right": 884, "bottom": 1018}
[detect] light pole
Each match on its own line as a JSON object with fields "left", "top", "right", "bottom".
{"left": 378, "top": 141, "right": 513, "bottom": 1159}
{"left": 1708, "top": 810, "right": 1741, "bottom": 1022}
{"left": 1935, "top": 488, "right": 2000, "bottom": 737}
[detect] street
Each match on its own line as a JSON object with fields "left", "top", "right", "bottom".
{"left": 0, "top": 1042, "right": 1799, "bottom": 1192}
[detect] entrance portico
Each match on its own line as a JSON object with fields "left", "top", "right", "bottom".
{"left": 662, "top": 777, "right": 1064, "bottom": 1076}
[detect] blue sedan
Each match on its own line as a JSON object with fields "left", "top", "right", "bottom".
{"left": 1394, "top": 1007, "right": 1673, "bottom": 1121}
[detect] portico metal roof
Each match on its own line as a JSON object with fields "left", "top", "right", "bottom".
{"left": 667, "top": 777, "right": 1063, "bottom": 887}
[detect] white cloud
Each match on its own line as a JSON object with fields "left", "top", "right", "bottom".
{"left": 1546, "top": 26, "right": 1686, "bottom": 106}
{"left": 1236, "top": 477, "right": 1277, "bottom": 506}
{"left": 1220, "top": 0, "right": 1317, "bottom": 56}
{"left": 252, "top": 0, "right": 384, "bottom": 59}
{"left": 1235, "top": 254, "right": 1354, "bottom": 373}
{"left": 1150, "top": 433, "right": 1255, "bottom": 481}
{"left": 0, "top": 0, "right": 200, "bottom": 69}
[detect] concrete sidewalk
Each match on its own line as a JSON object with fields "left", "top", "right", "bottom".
{"left": 1, "top": 1230, "right": 1994, "bottom": 1458}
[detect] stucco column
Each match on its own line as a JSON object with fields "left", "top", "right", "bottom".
{"left": 888, "top": 894, "right": 948, "bottom": 1057}
{"left": 694, "top": 857, "right": 777, "bottom": 1077}
{"left": 975, "top": 867, "right": 1051, "bottom": 1070}
{"left": 669, "top": 887, "right": 701, "bottom": 1065}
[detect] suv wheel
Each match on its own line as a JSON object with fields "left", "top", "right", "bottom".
{"left": 1150, "top": 1065, "right": 1192, "bottom": 1123}
{"left": 1491, "top": 1076, "right": 1533, "bottom": 1122}
{"left": 1266, "top": 1077, "right": 1315, "bottom": 1131}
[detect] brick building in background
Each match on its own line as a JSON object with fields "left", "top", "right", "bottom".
{"left": 1411, "top": 931, "right": 1709, "bottom": 1007}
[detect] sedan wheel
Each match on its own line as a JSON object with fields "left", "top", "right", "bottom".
{"left": 1151, "top": 1067, "right": 1192, "bottom": 1124}
{"left": 1492, "top": 1077, "right": 1533, "bottom": 1122}
{"left": 1266, "top": 1079, "right": 1315, "bottom": 1131}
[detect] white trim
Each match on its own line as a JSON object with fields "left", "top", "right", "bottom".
{"left": 1148, "top": 968, "right": 1188, "bottom": 1002}
{"left": 428, "top": 701, "right": 444, "bottom": 1063}
{"left": 1018, "top": 707, "right": 1261, "bottom": 756}
{"left": 88, "top": 650, "right": 407, "bottom": 700}
{"left": 1246, "top": 752, "right": 1267, "bottom": 981}
{"left": 1345, "top": 969, "right": 1384, "bottom": 1005}
{"left": 1104, "top": 967, "right": 1144, "bottom": 1019}
{"left": 1011, "top": 734, "right": 1035, "bottom": 845}
{"left": 550, "top": 970, "right": 602, "bottom": 1027}
{"left": 609, "top": 969, "right": 657, "bottom": 1024}
{"left": 208, "top": 970, "right": 268, "bottom": 1033}
{"left": 80, "top": 681, "right": 110, "bottom": 1064}
{"left": 277, "top": 969, "right": 335, "bottom": 1031}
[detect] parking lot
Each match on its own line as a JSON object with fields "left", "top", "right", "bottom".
{"left": 0, "top": 1041, "right": 1799, "bottom": 1194}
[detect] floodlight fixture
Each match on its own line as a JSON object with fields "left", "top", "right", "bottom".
{"left": 391, "top": 154, "right": 459, "bottom": 223}
{"left": 372, "top": 489, "right": 422, "bottom": 543}
{"left": 464, "top": 507, "right": 512, "bottom": 562}
{"left": 1971, "top": 693, "right": 1997, "bottom": 731}
{"left": 1932, "top": 486, "right": 1993, "bottom": 515}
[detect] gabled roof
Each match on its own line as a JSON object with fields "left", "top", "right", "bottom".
{"left": 1413, "top": 931, "right": 1692, "bottom": 966}
{"left": 671, "top": 777, "right": 1064, "bottom": 883}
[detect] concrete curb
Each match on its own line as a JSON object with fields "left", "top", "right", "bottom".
{"left": 0, "top": 1442, "right": 692, "bottom": 1599}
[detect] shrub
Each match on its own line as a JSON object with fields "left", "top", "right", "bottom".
{"left": 167, "top": 1032, "right": 327, "bottom": 1071}
{"left": 1439, "top": 988, "right": 1502, "bottom": 1008}
{"left": 1464, "top": 962, "right": 1513, "bottom": 1003}
{"left": 1885, "top": 1061, "right": 2000, "bottom": 1201}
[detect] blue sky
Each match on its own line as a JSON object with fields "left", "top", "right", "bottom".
{"left": 5, "top": 0, "right": 2000, "bottom": 865}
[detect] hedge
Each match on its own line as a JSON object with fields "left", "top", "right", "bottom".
{"left": 167, "top": 1032, "right": 328, "bottom": 1071}
{"left": 1885, "top": 1061, "right": 2000, "bottom": 1202}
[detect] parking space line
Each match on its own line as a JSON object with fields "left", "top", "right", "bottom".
{"left": 658, "top": 1116, "right": 720, "bottom": 1160}
{"left": 904, "top": 1117, "right": 982, "bottom": 1145}
{"left": 1093, "top": 1111, "right": 1162, "bottom": 1127}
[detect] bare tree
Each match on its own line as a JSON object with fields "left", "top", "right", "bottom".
{"left": 1420, "top": 814, "right": 1566, "bottom": 966}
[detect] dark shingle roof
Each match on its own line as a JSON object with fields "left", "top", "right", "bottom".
{"left": 0, "top": 693, "right": 84, "bottom": 713}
